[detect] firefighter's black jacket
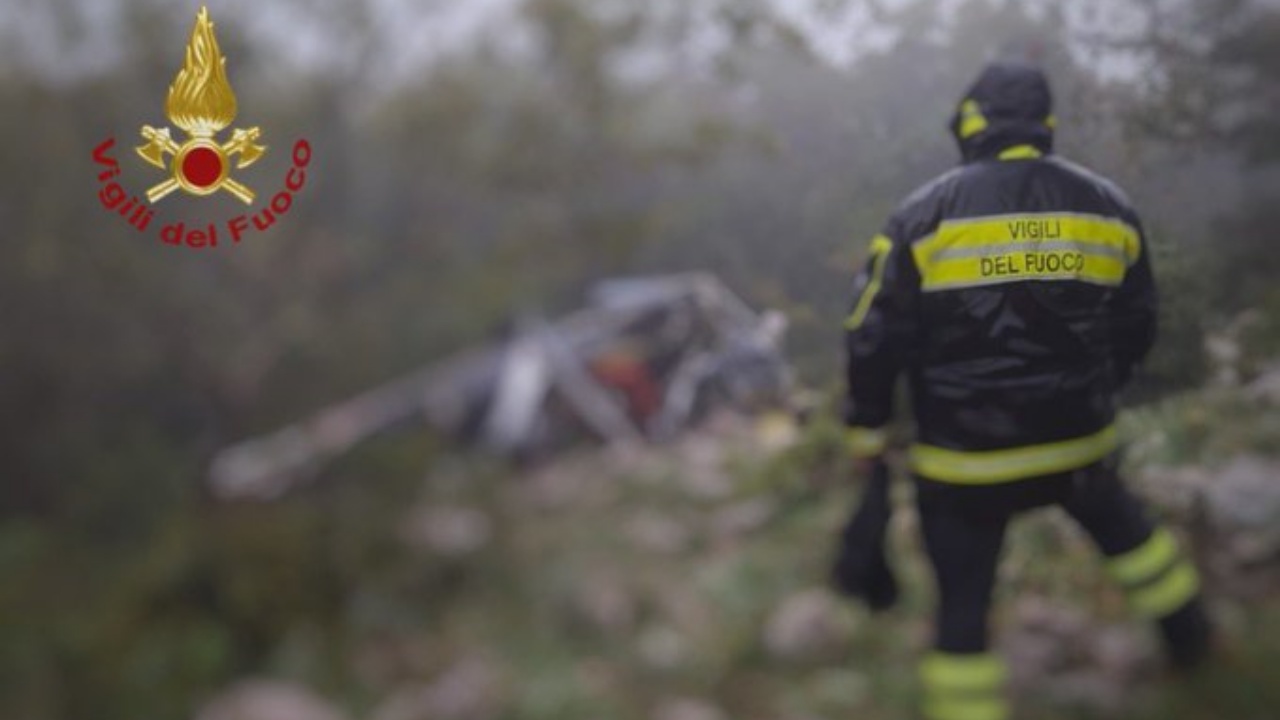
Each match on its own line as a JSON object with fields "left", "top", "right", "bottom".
{"left": 843, "top": 62, "right": 1157, "bottom": 484}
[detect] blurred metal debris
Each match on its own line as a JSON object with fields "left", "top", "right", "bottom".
{"left": 209, "top": 273, "right": 793, "bottom": 499}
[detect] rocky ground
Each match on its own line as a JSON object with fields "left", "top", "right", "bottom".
{"left": 191, "top": 373, "right": 1280, "bottom": 720}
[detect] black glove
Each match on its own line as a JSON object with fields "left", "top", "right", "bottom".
{"left": 830, "top": 459, "right": 898, "bottom": 611}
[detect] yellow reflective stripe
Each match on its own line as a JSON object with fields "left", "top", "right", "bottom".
{"left": 997, "top": 144, "right": 1042, "bottom": 160}
{"left": 844, "top": 234, "right": 894, "bottom": 330}
{"left": 909, "top": 425, "right": 1118, "bottom": 484}
{"left": 920, "top": 251, "right": 1125, "bottom": 291}
{"left": 912, "top": 212, "right": 1141, "bottom": 292}
{"left": 915, "top": 213, "right": 1143, "bottom": 263}
{"left": 1109, "top": 528, "right": 1198, "bottom": 618}
{"left": 1129, "top": 562, "right": 1199, "bottom": 618}
{"left": 1045, "top": 114, "right": 1057, "bottom": 129}
{"left": 847, "top": 426, "right": 889, "bottom": 458}
{"left": 923, "top": 698, "right": 1009, "bottom": 720}
{"left": 920, "top": 652, "right": 1007, "bottom": 692}
{"left": 1107, "top": 528, "right": 1178, "bottom": 585}
{"left": 958, "top": 99, "right": 988, "bottom": 139}
{"left": 921, "top": 653, "right": 1009, "bottom": 720}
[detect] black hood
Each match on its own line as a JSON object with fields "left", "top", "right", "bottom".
{"left": 949, "top": 62, "right": 1055, "bottom": 162}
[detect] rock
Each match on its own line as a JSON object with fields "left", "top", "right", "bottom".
{"left": 193, "top": 680, "right": 348, "bottom": 720}
{"left": 636, "top": 623, "right": 688, "bottom": 671}
{"left": 370, "top": 656, "right": 503, "bottom": 720}
{"left": 676, "top": 436, "right": 734, "bottom": 500}
{"left": 400, "top": 505, "right": 492, "bottom": 557}
{"left": 625, "top": 510, "right": 693, "bottom": 555}
{"left": 572, "top": 575, "right": 637, "bottom": 635}
{"left": 1094, "top": 626, "right": 1155, "bottom": 678}
{"left": 1205, "top": 331, "right": 1244, "bottom": 387}
{"left": 753, "top": 411, "right": 800, "bottom": 452}
{"left": 519, "top": 458, "right": 593, "bottom": 510}
{"left": 1012, "top": 595, "right": 1092, "bottom": 638}
{"left": 1246, "top": 364, "right": 1280, "bottom": 403}
{"left": 1140, "top": 455, "right": 1280, "bottom": 596}
{"left": 1134, "top": 465, "right": 1211, "bottom": 517}
{"left": 1205, "top": 455, "right": 1280, "bottom": 530}
{"left": 573, "top": 657, "right": 618, "bottom": 697}
{"left": 708, "top": 498, "right": 775, "bottom": 542}
{"left": 1204, "top": 311, "right": 1263, "bottom": 387}
{"left": 1004, "top": 597, "right": 1091, "bottom": 678}
{"left": 762, "top": 588, "right": 847, "bottom": 662}
{"left": 1040, "top": 671, "right": 1129, "bottom": 712}
{"left": 1202, "top": 455, "right": 1280, "bottom": 585}
{"left": 806, "top": 668, "right": 870, "bottom": 707}
{"left": 652, "top": 697, "right": 727, "bottom": 720}
{"left": 1002, "top": 596, "right": 1157, "bottom": 712}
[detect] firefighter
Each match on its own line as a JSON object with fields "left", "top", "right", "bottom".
{"left": 832, "top": 61, "right": 1211, "bottom": 720}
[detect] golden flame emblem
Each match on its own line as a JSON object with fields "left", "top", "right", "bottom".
{"left": 136, "top": 6, "right": 265, "bottom": 204}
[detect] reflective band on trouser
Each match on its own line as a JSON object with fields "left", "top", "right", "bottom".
{"left": 845, "top": 234, "right": 894, "bottom": 330}
{"left": 909, "top": 425, "right": 1118, "bottom": 485}
{"left": 1108, "top": 527, "right": 1177, "bottom": 585}
{"left": 920, "top": 652, "right": 1009, "bottom": 720}
{"left": 847, "top": 426, "right": 888, "bottom": 459}
{"left": 911, "top": 212, "right": 1141, "bottom": 292}
{"left": 1107, "top": 527, "right": 1200, "bottom": 619}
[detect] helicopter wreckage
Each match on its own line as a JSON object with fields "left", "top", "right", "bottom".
{"left": 209, "top": 274, "right": 796, "bottom": 499}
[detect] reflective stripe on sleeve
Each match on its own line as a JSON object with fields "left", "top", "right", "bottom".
{"left": 909, "top": 425, "right": 1118, "bottom": 484}
{"left": 844, "top": 234, "right": 894, "bottom": 330}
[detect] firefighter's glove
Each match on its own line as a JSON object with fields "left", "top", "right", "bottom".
{"left": 830, "top": 460, "right": 898, "bottom": 611}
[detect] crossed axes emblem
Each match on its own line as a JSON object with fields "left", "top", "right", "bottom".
{"left": 137, "top": 125, "right": 266, "bottom": 204}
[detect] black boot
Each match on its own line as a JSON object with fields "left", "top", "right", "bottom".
{"left": 1159, "top": 598, "right": 1212, "bottom": 670}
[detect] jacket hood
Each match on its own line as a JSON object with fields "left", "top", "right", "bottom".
{"left": 950, "top": 62, "right": 1055, "bottom": 162}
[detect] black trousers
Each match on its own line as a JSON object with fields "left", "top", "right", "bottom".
{"left": 915, "top": 460, "right": 1209, "bottom": 664}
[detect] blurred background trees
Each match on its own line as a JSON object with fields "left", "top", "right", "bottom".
{"left": 1, "top": 0, "right": 1278, "bottom": 718}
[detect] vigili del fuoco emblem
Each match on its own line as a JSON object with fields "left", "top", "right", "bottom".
{"left": 136, "top": 6, "right": 266, "bottom": 204}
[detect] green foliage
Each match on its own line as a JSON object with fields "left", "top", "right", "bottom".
{"left": 1129, "top": 234, "right": 1212, "bottom": 399}
{"left": 1122, "top": 386, "right": 1280, "bottom": 469}
{"left": 1128, "top": 606, "right": 1280, "bottom": 720}
{"left": 0, "top": 432, "right": 436, "bottom": 720}
{"left": 1238, "top": 295, "right": 1280, "bottom": 380}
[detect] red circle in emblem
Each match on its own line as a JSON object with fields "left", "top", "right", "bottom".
{"left": 181, "top": 147, "right": 223, "bottom": 188}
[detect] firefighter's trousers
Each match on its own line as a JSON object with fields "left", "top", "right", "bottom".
{"left": 912, "top": 460, "right": 1210, "bottom": 720}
